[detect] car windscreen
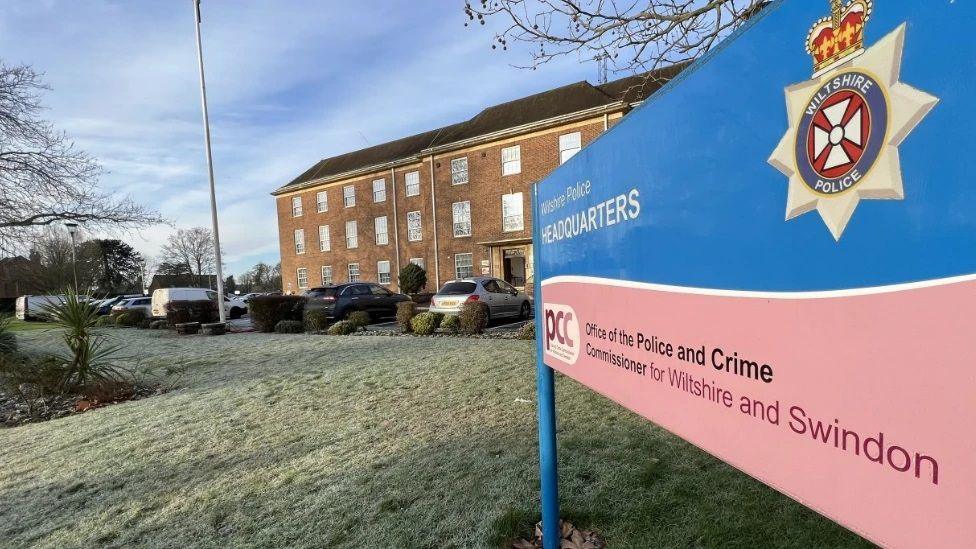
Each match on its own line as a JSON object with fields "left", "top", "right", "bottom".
{"left": 439, "top": 282, "right": 477, "bottom": 295}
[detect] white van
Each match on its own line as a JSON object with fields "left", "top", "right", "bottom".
{"left": 15, "top": 295, "right": 66, "bottom": 321}
{"left": 150, "top": 288, "right": 248, "bottom": 319}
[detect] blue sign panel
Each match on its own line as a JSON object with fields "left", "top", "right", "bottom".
{"left": 533, "top": 1, "right": 976, "bottom": 547}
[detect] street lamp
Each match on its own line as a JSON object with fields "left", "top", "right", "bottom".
{"left": 64, "top": 222, "right": 79, "bottom": 291}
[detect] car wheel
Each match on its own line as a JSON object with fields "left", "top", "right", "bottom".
{"left": 519, "top": 301, "right": 531, "bottom": 320}
{"left": 229, "top": 307, "right": 242, "bottom": 320}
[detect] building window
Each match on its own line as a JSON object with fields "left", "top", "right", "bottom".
{"left": 502, "top": 192, "right": 524, "bottom": 232}
{"left": 407, "top": 211, "right": 422, "bottom": 241}
{"left": 372, "top": 179, "right": 386, "bottom": 202}
{"left": 501, "top": 145, "right": 521, "bottom": 176}
{"left": 294, "top": 228, "right": 305, "bottom": 254}
{"left": 377, "top": 260, "right": 391, "bottom": 285}
{"left": 410, "top": 257, "right": 425, "bottom": 270}
{"left": 345, "top": 220, "right": 358, "bottom": 249}
{"left": 452, "top": 201, "right": 472, "bottom": 237}
{"left": 451, "top": 157, "right": 468, "bottom": 185}
{"left": 292, "top": 196, "right": 303, "bottom": 217}
{"left": 559, "top": 132, "right": 582, "bottom": 163}
{"left": 316, "top": 191, "right": 328, "bottom": 213}
{"left": 404, "top": 171, "right": 420, "bottom": 197}
{"left": 348, "top": 263, "right": 360, "bottom": 282}
{"left": 321, "top": 265, "right": 333, "bottom": 285}
{"left": 318, "top": 225, "right": 331, "bottom": 252}
{"left": 374, "top": 216, "right": 389, "bottom": 245}
{"left": 343, "top": 185, "right": 356, "bottom": 208}
{"left": 455, "top": 253, "right": 473, "bottom": 279}
{"left": 297, "top": 268, "right": 309, "bottom": 289}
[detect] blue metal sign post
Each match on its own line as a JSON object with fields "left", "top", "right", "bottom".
{"left": 532, "top": 183, "right": 561, "bottom": 549}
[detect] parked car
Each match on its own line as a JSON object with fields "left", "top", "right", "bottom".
{"left": 15, "top": 295, "right": 66, "bottom": 321}
{"left": 237, "top": 292, "right": 263, "bottom": 303}
{"left": 151, "top": 287, "right": 248, "bottom": 319}
{"left": 429, "top": 277, "right": 532, "bottom": 321}
{"left": 97, "top": 294, "right": 143, "bottom": 315}
{"left": 111, "top": 296, "right": 152, "bottom": 317}
{"left": 304, "top": 283, "right": 410, "bottom": 321}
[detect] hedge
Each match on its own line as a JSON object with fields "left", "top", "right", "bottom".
{"left": 116, "top": 309, "right": 147, "bottom": 327}
{"left": 304, "top": 308, "right": 331, "bottom": 332}
{"left": 459, "top": 302, "right": 490, "bottom": 335}
{"left": 274, "top": 320, "right": 305, "bottom": 334}
{"left": 347, "top": 311, "right": 370, "bottom": 330}
{"left": 165, "top": 300, "right": 218, "bottom": 325}
{"left": 440, "top": 314, "right": 460, "bottom": 334}
{"left": 410, "top": 312, "right": 438, "bottom": 335}
{"left": 396, "top": 301, "right": 416, "bottom": 333}
{"left": 327, "top": 320, "right": 357, "bottom": 335}
{"left": 249, "top": 295, "right": 305, "bottom": 333}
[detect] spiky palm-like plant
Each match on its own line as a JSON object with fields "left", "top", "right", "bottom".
{"left": 39, "top": 292, "right": 127, "bottom": 393}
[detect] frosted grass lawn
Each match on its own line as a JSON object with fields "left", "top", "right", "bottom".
{"left": 0, "top": 329, "right": 872, "bottom": 548}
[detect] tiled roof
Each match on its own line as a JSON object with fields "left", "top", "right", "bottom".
{"left": 275, "top": 65, "right": 682, "bottom": 193}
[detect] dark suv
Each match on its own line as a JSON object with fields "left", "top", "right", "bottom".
{"left": 303, "top": 283, "right": 410, "bottom": 320}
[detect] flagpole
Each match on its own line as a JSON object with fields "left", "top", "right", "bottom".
{"left": 192, "top": 0, "right": 226, "bottom": 322}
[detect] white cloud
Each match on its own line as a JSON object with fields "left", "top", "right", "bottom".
{"left": 0, "top": 0, "right": 597, "bottom": 276}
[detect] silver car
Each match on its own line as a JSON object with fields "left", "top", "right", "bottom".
{"left": 429, "top": 277, "right": 532, "bottom": 321}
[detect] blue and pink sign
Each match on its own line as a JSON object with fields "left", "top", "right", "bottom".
{"left": 533, "top": 1, "right": 976, "bottom": 547}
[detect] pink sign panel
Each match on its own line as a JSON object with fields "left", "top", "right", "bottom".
{"left": 541, "top": 276, "right": 976, "bottom": 548}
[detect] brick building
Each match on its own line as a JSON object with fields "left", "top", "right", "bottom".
{"left": 272, "top": 67, "right": 680, "bottom": 294}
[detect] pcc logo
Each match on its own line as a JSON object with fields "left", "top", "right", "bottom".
{"left": 543, "top": 304, "right": 580, "bottom": 365}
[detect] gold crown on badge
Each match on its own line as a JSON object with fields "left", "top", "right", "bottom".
{"left": 806, "top": 0, "right": 873, "bottom": 77}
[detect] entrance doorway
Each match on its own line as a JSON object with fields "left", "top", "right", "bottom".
{"left": 503, "top": 248, "right": 526, "bottom": 288}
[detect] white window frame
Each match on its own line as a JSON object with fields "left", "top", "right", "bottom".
{"left": 291, "top": 196, "right": 303, "bottom": 217}
{"left": 343, "top": 185, "right": 356, "bottom": 208}
{"left": 502, "top": 192, "right": 524, "bottom": 232}
{"left": 559, "top": 132, "right": 582, "bottom": 164}
{"left": 404, "top": 171, "right": 420, "bottom": 197}
{"left": 409, "top": 257, "right": 425, "bottom": 270}
{"left": 294, "top": 228, "right": 305, "bottom": 255}
{"left": 452, "top": 201, "right": 471, "bottom": 238}
{"left": 318, "top": 225, "right": 331, "bottom": 252}
{"left": 501, "top": 145, "right": 521, "bottom": 176}
{"left": 321, "top": 265, "right": 333, "bottom": 285}
{"left": 297, "top": 268, "right": 309, "bottom": 289}
{"left": 347, "top": 263, "right": 360, "bottom": 283}
{"left": 451, "top": 157, "right": 469, "bottom": 185}
{"left": 345, "top": 220, "right": 358, "bottom": 249}
{"left": 374, "top": 216, "right": 389, "bottom": 245}
{"left": 316, "top": 191, "right": 328, "bottom": 213}
{"left": 455, "top": 253, "right": 474, "bottom": 280}
{"left": 377, "top": 260, "right": 391, "bottom": 285}
{"left": 407, "top": 211, "right": 422, "bottom": 242}
{"left": 372, "top": 179, "right": 386, "bottom": 203}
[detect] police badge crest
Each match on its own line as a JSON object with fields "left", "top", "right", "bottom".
{"left": 769, "top": 0, "right": 939, "bottom": 240}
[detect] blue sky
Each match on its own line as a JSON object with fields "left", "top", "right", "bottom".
{"left": 0, "top": 1, "right": 600, "bottom": 276}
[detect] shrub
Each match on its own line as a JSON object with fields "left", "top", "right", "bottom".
{"left": 165, "top": 300, "right": 218, "bottom": 325}
{"left": 459, "top": 301, "right": 490, "bottom": 335}
{"left": 398, "top": 262, "right": 428, "bottom": 294}
{"left": 137, "top": 319, "right": 153, "bottom": 330}
{"left": 410, "top": 312, "right": 438, "bottom": 335}
{"left": 250, "top": 295, "right": 305, "bottom": 333}
{"left": 396, "top": 301, "right": 417, "bottom": 333}
{"left": 0, "top": 315, "right": 16, "bottom": 355}
{"left": 347, "top": 310, "right": 371, "bottom": 330}
{"left": 303, "top": 308, "right": 331, "bottom": 332}
{"left": 274, "top": 320, "right": 305, "bottom": 334}
{"left": 149, "top": 320, "right": 169, "bottom": 330}
{"left": 38, "top": 291, "right": 128, "bottom": 393}
{"left": 517, "top": 321, "right": 536, "bottom": 340}
{"left": 115, "top": 309, "right": 147, "bottom": 328}
{"left": 95, "top": 315, "right": 115, "bottom": 327}
{"left": 440, "top": 314, "right": 460, "bottom": 334}
{"left": 327, "top": 320, "right": 357, "bottom": 335}
{"left": 429, "top": 312, "right": 444, "bottom": 329}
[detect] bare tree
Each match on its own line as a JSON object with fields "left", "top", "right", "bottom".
{"left": 0, "top": 62, "right": 162, "bottom": 254}
{"left": 464, "top": 1, "right": 765, "bottom": 78}
{"left": 160, "top": 227, "right": 220, "bottom": 276}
